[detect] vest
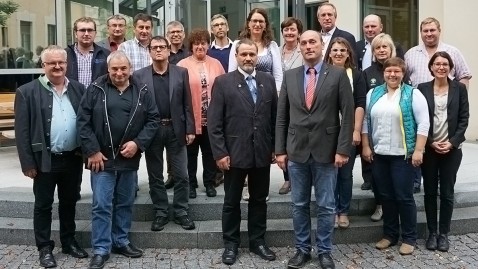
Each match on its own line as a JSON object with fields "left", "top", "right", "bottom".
{"left": 366, "top": 83, "right": 417, "bottom": 157}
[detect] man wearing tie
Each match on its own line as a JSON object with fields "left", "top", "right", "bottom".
{"left": 207, "top": 38, "right": 278, "bottom": 265}
{"left": 276, "top": 30, "right": 354, "bottom": 269}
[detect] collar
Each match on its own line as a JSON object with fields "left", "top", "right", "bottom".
{"left": 134, "top": 37, "right": 149, "bottom": 48}
{"left": 211, "top": 38, "right": 233, "bottom": 49}
{"left": 238, "top": 67, "right": 257, "bottom": 80}
{"left": 109, "top": 37, "right": 126, "bottom": 44}
{"left": 74, "top": 43, "right": 94, "bottom": 54}
{"left": 321, "top": 26, "right": 336, "bottom": 36}
{"left": 303, "top": 60, "right": 324, "bottom": 76}
{"left": 39, "top": 75, "right": 70, "bottom": 91}
{"left": 418, "top": 41, "right": 444, "bottom": 52}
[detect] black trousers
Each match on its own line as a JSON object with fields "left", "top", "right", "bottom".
{"left": 422, "top": 147, "right": 462, "bottom": 234}
{"left": 33, "top": 153, "right": 82, "bottom": 250}
{"left": 361, "top": 158, "right": 381, "bottom": 204}
{"left": 222, "top": 166, "right": 270, "bottom": 248}
{"left": 187, "top": 126, "right": 216, "bottom": 188}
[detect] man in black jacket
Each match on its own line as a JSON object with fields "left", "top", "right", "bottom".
{"left": 14, "top": 45, "right": 88, "bottom": 268}
{"left": 77, "top": 51, "right": 159, "bottom": 269}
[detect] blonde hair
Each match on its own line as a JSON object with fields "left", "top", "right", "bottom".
{"left": 371, "top": 33, "right": 396, "bottom": 62}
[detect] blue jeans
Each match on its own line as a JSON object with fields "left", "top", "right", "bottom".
{"left": 288, "top": 157, "right": 337, "bottom": 254}
{"left": 372, "top": 154, "right": 417, "bottom": 245}
{"left": 91, "top": 170, "right": 137, "bottom": 255}
{"left": 335, "top": 147, "right": 356, "bottom": 215}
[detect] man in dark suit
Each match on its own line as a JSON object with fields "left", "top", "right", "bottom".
{"left": 355, "top": 14, "right": 405, "bottom": 71}
{"left": 208, "top": 38, "right": 278, "bottom": 265}
{"left": 133, "top": 36, "right": 196, "bottom": 232}
{"left": 276, "top": 30, "right": 354, "bottom": 269}
{"left": 317, "top": 3, "right": 356, "bottom": 62}
{"left": 14, "top": 45, "right": 88, "bottom": 268}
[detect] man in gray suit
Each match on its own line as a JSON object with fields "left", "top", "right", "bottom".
{"left": 133, "top": 36, "right": 196, "bottom": 232}
{"left": 208, "top": 38, "right": 277, "bottom": 265}
{"left": 276, "top": 30, "right": 354, "bottom": 269}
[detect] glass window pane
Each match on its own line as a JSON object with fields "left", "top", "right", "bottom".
{"left": 176, "top": 0, "right": 208, "bottom": 35}
{"left": 250, "top": 1, "right": 281, "bottom": 42}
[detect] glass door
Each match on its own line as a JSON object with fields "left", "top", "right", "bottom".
{"left": 248, "top": 0, "right": 283, "bottom": 43}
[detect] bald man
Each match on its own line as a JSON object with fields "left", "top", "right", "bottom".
{"left": 355, "top": 14, "right": 405, "bottom": 71}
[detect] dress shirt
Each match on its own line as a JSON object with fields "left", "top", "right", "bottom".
{"left": 73, "top": 44, "right": 93, "bottom": 87}
{"left": 362, "top": 41, "right": 372, "bottom": 70}
{"left": 321, "top": 27, "right": 336, "bottom": 59}
{"left": 118, "top": 37, "right": 152, "bottom": 71}
{"left": 152, "top": 67, "right": 171, "bottom": 118}
{"left": 302, "top": 61, "right": 323, "bottom": 94}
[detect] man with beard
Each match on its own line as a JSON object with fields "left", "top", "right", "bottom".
{"left": 119, "top": 13, "right": 153, "bottom": 71}
{"left": 97, "top": 14, "right": 127, "bottom": 52}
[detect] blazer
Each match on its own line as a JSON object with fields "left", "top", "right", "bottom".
{"left": 133, "top": 64, "right": 195, "bottom": 146}
{"left": 14, "top": 78, "right": 85, "bottom": 172}
{"left": 417, "top": 79, "right": 469, "bottom": 148}
{"left": 275, "top": 63, "right": 354, "bottom": 163}
{"left": 355, "top": 39, "right": 405, "bottom": 71}
{"left": 325, "top": 28, "right": 357, "bottom": 64}
{"left": 207, "top": 70, "right": 278, "bottom": 169}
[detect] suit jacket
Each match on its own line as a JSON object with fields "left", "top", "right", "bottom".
{"left": 208, "top": 70, "right": 278, "bottom": 169}
{"left": 276, "top": 63, "right": 354, "bottom": 163}
{"left": 417, "top": 79, "right": 469, "bottom": 148}
{"left": 133, "top": 64, "right": 195, "bottom": 146}
{"left": 325, "top": 28, "right": 357, "bottom": 64}
{"left": 355, "top": 39, "right": 405, "bottom": 70}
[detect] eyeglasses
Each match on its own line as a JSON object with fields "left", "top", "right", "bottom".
{"left": 250, "top": 19, "right": 265, "bottom": 25}
{"left": 43, "top": 61, "right": 67, "bottom": 67}
{"left": 168, "top": 30, "right": 183, "bottom": 35}
{"left": 212, "top": 22, "right": 227, "bottom": 28}
{"left": 331, "top": 48, "right": 347, "bottom": 53}
{"left": 433, "top": 62, "right": 449, "bottom": 68}
{"left": 150, "top": 45, "right": 168, "bottom": 51}
{"left": 76, "top": 28, "right": 96, "bottom": 33}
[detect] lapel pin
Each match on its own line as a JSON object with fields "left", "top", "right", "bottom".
{"left": 238, "top": 84, "right": 242, "bottom": 87}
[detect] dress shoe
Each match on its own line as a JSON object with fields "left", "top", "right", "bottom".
{"left": 111, "top": 243, "right": 143, "bottom": 258}
{"left": 413, "top": 183, "right": 421, "bottom": 193}
{"left": 279, "top": 181, "right": 291, "bottom": 194}
{"left": 287, "top": 250, "right": 311, "bottom": 268}
{"left": 361, "top": 181, "right": 372, "bottom": 190}
{"left": 318, "top": 253, "right": 335, "bottom": 269}
{"left": 39, "top": 246, "right": 57, "bottom": 268}
{"left": 164, "top": 176, "right": 175, "bottom": 189}
{"left": 370, "top": 205, "right": 383, "bottom": 222}
{"left": 437, "top": 234, "right": 449, "bottom": 252}
{"left": 151, "top": 216, "right": 169, "bottom": 231}
{"left": 250, "top": 244, "right": 276, "bottom": 261}
{"left": 399, "top": 243, "right": 415, "bottom": 255}
{"left": 375, "top": 238, "right": 394, "bottom": 250}
{"left": 174, "top": 215, "right": 196, "bottom": 230}
{"left": 222, "top": 247, "right": 238, "bottom": 265}
{"left": 205, "top": 185, "right": 217, "bottom": 197}
{"left": 62, "top": 240, "right": 88, "bottom": 258}
{"left": 189, "top": 186, "right": 197, "bottom": 199}
{"left": 88, "top": 254, "right": 109, "bottom": 269}
{"left": 426, "top": 232, "right": 438, "bottom": 250}
{"left": 214, "top": 171, "right": 224, "bottom": 187}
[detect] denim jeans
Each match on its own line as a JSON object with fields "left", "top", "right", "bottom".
{"left": 372, "top": 154, "right": 417, "bottom": 245}
{"left": 288, "top": 157, "right": 337, "bottom": 254}
{"left": 335, "top": 147, "right": 356, "bottom": 215}
{"left": 91, "top": 170, "right": 137, "bottom": 255}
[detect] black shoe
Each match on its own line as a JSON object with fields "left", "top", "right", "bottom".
{"left": 88, "top": 254, "right": 109, "bottom": 269}
{"left": 250, "top": 244, "right": 276, "bottom": 261}
{"left": 222, "top": 247, "right": 238, "bottom": 265}
{"left": 164, "top": 176, "right": 175, "bottom": 189}
{"left": 62, "top": 240, "right": 88, "bottom": 258}
{"left": 426, "top": 233, "right": 438, "bottom": 250}
{"left": 437, "top": 234, "right": 449, "bottom": 252}
{"left": 205, "top": 185, "right": 217, "bottom": 197}
{"left": 214, "top": 171, "right": 224, "bottom": 187}
{"left": 111, "top": 243, "right": 143, "bottom": 258}
{"left": 361, "top": 182, "right": 372, "bottom": 190}
{"left": 287, "top": 250, "right": 311, "bottom": 268}
{"left": 189, "top": 187, "right": 197, "bottom": 199}
{"left": 174, "top": 215, "right": 196, "bottom": 230}
{"left": 413, "top": 183, "right": 421, "bottom": 193}
{"left": 39, "top": 246, "right": 57, "bottom": 268}
{"left": 151, "top": 216, "right": 169, "bottom": 231}
{"left": 318, "top": 253, "right": 335, "bottom": 269}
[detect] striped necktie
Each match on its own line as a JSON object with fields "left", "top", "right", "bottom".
{"left": 305, "top": 68, "right": 316, "bottom": 110}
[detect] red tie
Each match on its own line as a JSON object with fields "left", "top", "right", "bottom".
{"left": 305, "top": 67, "right": 316, "bottom": 110}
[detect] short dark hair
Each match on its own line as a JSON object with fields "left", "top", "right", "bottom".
{"left": 235, "top": 38, "right": 258, "bottom": 54}
{"left": 383, "top": 57, "right": 406, "bottom": 74}
{"left": 187, "top": 29, "right": 210, "bottom": 52}
{"left": 428, "top": 51, "right": 454, "bottom": 77}
{"left": 133, "top": 13, "right": 153, "bottom": 26}
{"left": 73, "top": 17, "right": 96, "bottom": 31}
{"left": 149, "top": 36, "right": 170, "bottom": 50}
{"left": 280, "top": 17, "right": 304, "bottom": 34}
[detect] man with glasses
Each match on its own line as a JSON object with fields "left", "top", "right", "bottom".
{"left": 119, "top": 13, "right": 153, "bottom": 71}
{"left": 166, "top": 21, "right": 190, "bottom": 65}
{"left": 133, "top": 36, "right": 195, "bottom": 232}
{"left": 208, "top": 14, "right": 233, "bottom": 72}
{"left": 97, "top": 14, "right": 127, "bottom": 52}
{"left": 14, "top": 45, "right": 88, "bottom": 268}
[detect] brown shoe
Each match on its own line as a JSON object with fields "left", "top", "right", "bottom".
{"left": 338, "top": 215, "right": 350, "bottom": 229}
{"left": 399, "top": 243, "right": 415, "bottom": 255}
{"left": 278, "top": 181, "right": 290, "bottom": 195}
{"left": 375, "top": 238, "right": 393, "bottom": 250}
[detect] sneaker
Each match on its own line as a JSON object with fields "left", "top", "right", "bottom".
{"left": 375, "top": 238, "right": 393, "bottom": 250}
{"left": 370, "top": 205, "right": 383, "bottom": 222}
{"left": 174, "top": 215, "right": 196, "bottom": 230}
{"left": 279, "top": 181, "right": 291, "bottom": 194}
{"left": 399, "top": 243, "right": 415, "bottom": 255}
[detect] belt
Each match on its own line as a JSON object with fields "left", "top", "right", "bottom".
{"left": 159, "top": 118, "right": 172, "bottom": 126}
{"left": 51, "top": 149, "right": 78, "bottom": 157}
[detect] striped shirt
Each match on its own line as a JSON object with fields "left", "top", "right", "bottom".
{"left": 118, "top": 37, "right": 152, "bottom": 72}
{"left": 405, "top": 42, "right": 472, "bottom": 87}
{"left": 74, "top": 44, "right": 93, "bottom": 87}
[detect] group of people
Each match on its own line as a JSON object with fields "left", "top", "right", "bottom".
{"left": 13, "top": 3, "right": 471, "bottom": 269}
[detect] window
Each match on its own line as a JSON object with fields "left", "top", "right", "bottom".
{"left": 47, "top": 24, "right": 56, "bottom": 45}
{"left": 20, "top": 21, "right": 32, "bottom": 52}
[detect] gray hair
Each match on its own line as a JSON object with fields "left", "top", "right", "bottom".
{"left": 40, "top": 45, "right": 67, "bottom": 62}
{"left": 106, "top": 50, "right": 132, "bottom": 67}
{"left": 106, "top": 14, "right": 126, "bottom": 26}
{"left": 211, "top": 14, "right": 228, "bottom": 25}
{"left": 371, "top": 33, "right": 396, "bottom": 62}
{"left": 166, "top": 20, "right": 185, "bottom": 33}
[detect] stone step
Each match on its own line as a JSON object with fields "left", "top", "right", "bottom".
{"left": 1, "top": 205, "right": 478, "bottom": 249}
{"left": 2, "top": 184, "right": 478, "bottom": 221}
